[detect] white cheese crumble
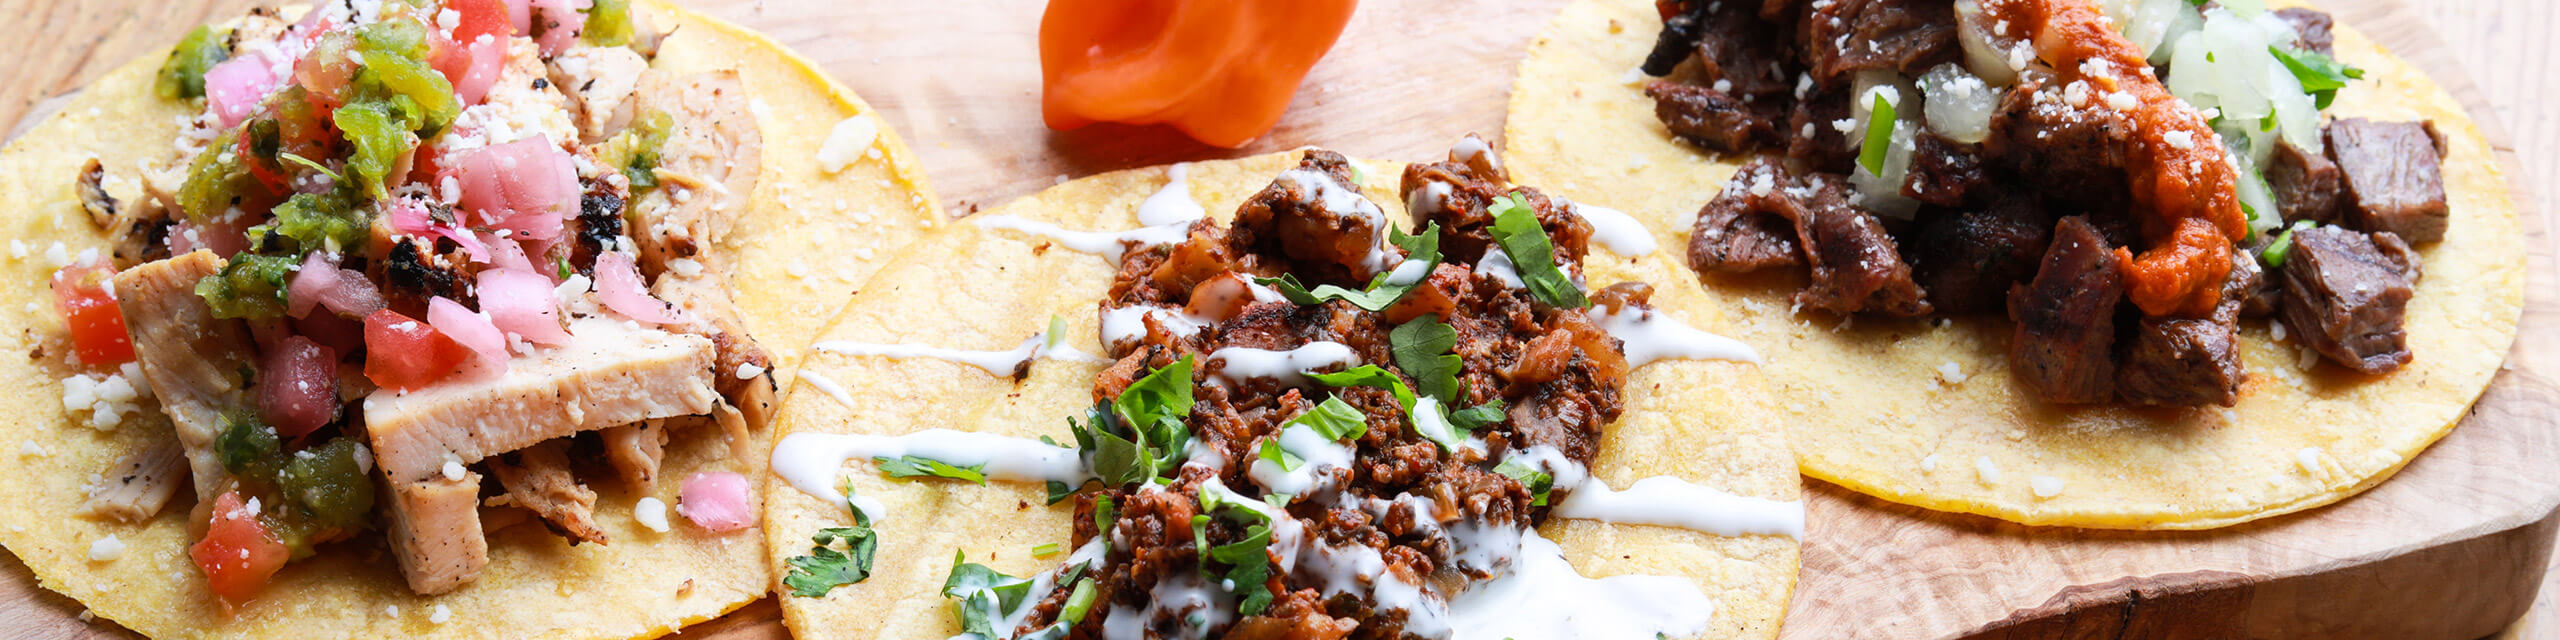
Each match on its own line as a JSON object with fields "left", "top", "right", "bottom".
{"left": 60, "top": 365, "right": 151, "bottom": 431}
{"left": 735, "top": 363, "right": 766, "bottom": 379}
{"left": 17, "top": 441, "right": 47, "bottom": 457}
{"left": 430, "top": 604, "right": 452, "bottom": 624}
{"left": 1974, "top": 456, "right": 2002, "bottom": 484}
{"left": 2029, "top": 475, "right": 2064, "bottom": 498}
{"left": 386, "top": 604, "right": 401, "bottom": 618}
{"left": 634, "top": 497, "right": 671, "bottom": 533}
{"left": 44, "top": 242, "right": 72, "bottom": 268}
{"left": 815, "top": 115, "right": 880, "bottom": 174}
{"left": 1936, "top": 361, "right": 1968, "bottom": 384}
{"left": 1920, "top": 454, "right": 1941, "bottom": 473}
{"left": 442, "top": 460, "right": 467, "bottom": 481}
{"left": 87, "top": 535, "right": 125, "bottom": 562}
{"left": 667, "top": 258, "right": 706, "bottom": 278}
{"left": 2295, "top": 447, "right": 2323, "bottom": 474}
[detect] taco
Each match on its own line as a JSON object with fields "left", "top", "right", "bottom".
{"left": 0, "top": 0, "right": 939, "bottom": 636}
{"left": 1504, "top": 0, "right": 2525, "bottom": 528}
{"left": 757, "top": 144, "right": 1803, "bottom": 639}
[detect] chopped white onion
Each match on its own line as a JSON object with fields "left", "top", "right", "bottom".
{"left": 1919, "top": 63, "right": 1996, "bottom": 144}
{"left": 1953, "top": 0, "right": 2020, "bottom": 86}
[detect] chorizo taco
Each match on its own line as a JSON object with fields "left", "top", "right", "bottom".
{"left": 0, "top": 0, "right": 939, "bottom": 636}
{"left": 758, "top": 144, "right": 1803, "bottom": 639}
{"left": 1504, "top": 0, "right": 2525, "bottom": 528}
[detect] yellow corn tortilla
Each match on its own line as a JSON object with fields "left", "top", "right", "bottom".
{"left": 760, "top": 151, "right": 1801, "bottom": 639}
{"left": 1503, "top": 0, "right": 2525, "bottom": 529}
{"left": 0, "top": 1, "right": 942, "bottom": 637}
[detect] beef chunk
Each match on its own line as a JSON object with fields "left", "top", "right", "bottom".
{"left": 1800, "top": 0, "right": 1961, "bottom": 82}
{"left": 1912, "top": 195, "right": 2051, "bottom": 315}
{"left": 1989, "top": 80, "right": 2134, "bottom": 206}
{"left": 1688, "top": 159, "right": 1806, "bottom": 273}
{"left": 1647, "top": 82, "right": 1785, "bottom": 154}
{"left": 1644, "top": 0, "right": 1800, "bottom": 96}
{"left": 1788, "top": 82, "right": 1858, "bottom": 173}
{"left": 2272, "top": 8, "right": 2336, "bottom": 55}
{"left": 1233, "top": 150, "right": 1395, "bottom": 285}
{"left": 2117, "top": 252, "right": 2254, "bottom": 407}
{"left": 1791, "top": 177, "right": 1933, "bottom": 317}
{"left": 2265, "top": 139, "right": 2343, "bottom": 225}
{"left": 2280, "top": 227, "right": 2420, "bottom": 374}
{"left": 2328, "top": 119, "right": 2451, "bottom": 243}
{"left": 2232, "top": 245, "right": 2281, "bottom": 318}
{"left": 2007, "top": 217, "right": 2124, "bottom": 403}
{"left": 1902, "top": 133, "right": 1987, "bottom": 206}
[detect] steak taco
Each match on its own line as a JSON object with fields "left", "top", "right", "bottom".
{"left": 0, "top": 0, "right": 939, "bottom": 636}
{"left": 1504, "top": 0, "right": 2525, "bottom": 528}
{"left": 759, "top": 145, "right": 1803, "bottom": 639}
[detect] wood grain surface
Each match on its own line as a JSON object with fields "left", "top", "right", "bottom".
{"left": 0, "top": 0, "right": 2552, "bottom": 638}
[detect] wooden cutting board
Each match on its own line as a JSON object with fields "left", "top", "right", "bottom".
{"left": 1, "top": 0, "right": 2550, "bottom": 638}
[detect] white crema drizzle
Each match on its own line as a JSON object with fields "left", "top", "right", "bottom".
{"left": 1136, "top": 162, "right": 1206, "bottom": 226}
{"left": 973, "top": 215, "right": 1187, "bottom": 263}
{"left": 1590, "top": 304, "right": 1763, "bottom": 366}
{"left": 1205, "top": 341, "right": 1359, "bottom": 386}
{"left": 1565, "top": 200, "right": 1659, "bottom": 257}
{"left": 770, "top": 429, "right": 1086, "bottom": 521}
{"left": 813, "top": 332, "right": 1105, "bottom": 376}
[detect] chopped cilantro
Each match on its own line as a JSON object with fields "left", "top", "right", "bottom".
{"left": 942, "top": 551, "right": 1039, "bottom": 638}
{"left": 1194, "top": 488, "right": 1279, "bottom": 616}
{"left": 1859, "top": 92, "right": 1897, "bottom": 176}
{"left": 1091, "top": 495, "right": 1117, "bottom": 557}
{"left": 1447, "top": 398, "right": 1508, "bottom": 431}
{"left": 875, "top": 455, "right": 990, "bottom": 485}
{"left": 1309, "top": 366, "right": 1498, "bottom": 451}
{"left": 1288, "top": 396, "right": 1370, "bottom": 442}
{"left": 1494, "top": 457, "right": 1558, "bottom": 507}
{"left": 783, "top": 524, "right": 879, "bottom": 597}
{"left": 1486, "top": 194, "right": 1590, "bottom": 308}
{"left": 1390, "top": 315, "right": 1463, "bottom": 404}
{"left": 1070, "top": 356, "right": 1197, "bottom": 488}
{"left": 2270, "top": 46, "right": 2365, "bottom": 110}
{"left": 1255, "top": 223, "right": 1445, "bottom": 312}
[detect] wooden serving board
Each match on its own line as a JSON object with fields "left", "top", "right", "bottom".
{"left": 1, "top": 0, "right": 2551, "bottom": 638}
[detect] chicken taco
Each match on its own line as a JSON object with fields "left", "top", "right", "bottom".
{"left": 758, "top": 144, "right": 1803, "bottom": 639}
{"left": 1504, "top": 0, "right": 2524, "bottom": 528}
{"left": 0, "top": 0, "right": 939, "bottom": 636}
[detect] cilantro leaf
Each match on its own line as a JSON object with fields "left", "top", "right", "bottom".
{"left": 1307, "top": 365, "right": 1419, "bottom": 410}
{"left": 942, "top": 551, "right": 1038, "bottom": 638}
{"left": 783, "top": 525, "right": 879, "bottom": 597}
{"left": 1493, "top": 457, "right": 1558, "bottom": 507}
{"left": 2270, "top": 46, "right": 2365, "bottom": 110}
{"left": 1448, "top": 398, "right": 1507, "bottom": 431}
{"left": 875, "top": 455, "right": 989, "bottom": 485}
{"left": 1309, "top": 366, "right": 1490, "bottom": 451}
{"left": 1486, "top": 194, "right": 1590, "bottom": 309}
{"left": 1390, "top": 315, "right": 1464, "bottom": 404}
{"left": 1071, "top": 357, "right": 1198, "bottom": 488}
{"left": 1194, "top": 487, "right": 1280, "bottom": 616}
{"left": 1258, "top": 438, "right": 1305, "bottom": 472}
{"left": 1286, "top": 396, "right": 1370, "bottom": 442}
{"left": 1254, "top": 223, "right": 1444, "bottom": 312}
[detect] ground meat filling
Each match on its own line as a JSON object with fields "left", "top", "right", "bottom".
{"left": 1036, "top": 151, "right": 1638, "bottom": 638}
{"left": 1645, "top": 2, "right": 2449, "bottom": 406}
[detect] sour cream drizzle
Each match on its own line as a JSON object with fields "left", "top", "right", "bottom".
{"left": 771, "top": 429, "right": 1087, "bottom": 520}
{"left": 1099, "top": 305, "right": 1209, "bottom": 348}
{"left": 1136, "top": 163, "right": 1205, "bottom": 226}
{"left": 1554, "top": 476, "right": 1807, "bottom": 538}
{"left": 1565, "top": 200, "right": 1659, "bottom": 257}
{"left": 1444, "top": 529, "right": 1716, "bottom": 640}
{"left": 972, "top": 215, "right": 1187, "bottom": 263}
{"left": 1205, "top": 341, "right": 1359, "bottom": 386}
{"left": 1591, "top": 305, "right": 1763, "bottom": 365}
{"left": 813, "top": 333, "right": 1105, "bottom": 376}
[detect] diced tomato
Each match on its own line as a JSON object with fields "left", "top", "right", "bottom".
{"left": 450, "top": 0, "right": 515, "bottom": 42}
{"left": 49, "top": 263, "right": 133, "bottom": 367}
{"left": 258, "top": 335, "right": 342, "bottom": 439}
{"left": 362, "top": 309, "right": 471, "bottom": 391}
{"left": 189, "top": 492, "right": 290, "bottom": 604}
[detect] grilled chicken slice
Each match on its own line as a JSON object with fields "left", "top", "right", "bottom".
{"left": 626, "top": 70, "right": 779, "bottom": 437}
{"left": 485, "top": 439, "right": 607, "bottom": 544}
{"left": 549, "top": 45, "right": 651, "bottom": 143}
{"left": 362, "top": 318, "right": 720, "bottom": 485}
{"left": 381, "top": 471, "right": 488, "bottom": 595}
{"left": 601, "top": 419, "right": 676, "bottom": 489}
{"left": 81, "top": 438, "right": 186, "bottom": 523}
{"left": 112, "top": 250, "right": 257, "bottom": 500}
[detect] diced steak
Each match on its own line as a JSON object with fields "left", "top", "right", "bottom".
{"left": 381, "top": 471, "right": 487, "bottom": 596}
{"left": 2327, "top": 119, "right": 2451, "bottom": 243}
{"left": 112, "top": 250, "right": 259, "bottom": 500}
{"left": 363, "top": 318, "right": 719, "bottom": 485}
{"left": 2007, "top": 217, "right": 2125, "bottom": 403}
{"left": 81, "top": 439, "right": 187, "bottom": 523}
{"left": 1790, "top": 176, "right": 1933, "bottom": 317}
{"left": 1687, "top": 160, "right": 1805, "bottom": 274}
{"left": 1232, "top": 150, "right": 1397, "bottom": 285}
{"left": 1799, "top": 0, "right": 1962, "bottom": 82}
{"left": 1788, "top": 82, "right": 1858, "bottom": 173}
{"left": 1646, "top": 81, "right": 1785, "bottom": 154}
{"left": 1657, "top": 0, "right": 1802, "bottom": 97}
{"left": 1902, "top": 132, "right": 1987, "bottom": 206}
{"left": 1988, "top": 79, "right": 2134, "bottom": 206}
{"left": 486, "top": 439, "right": 607, "bottom": 545}
{"left": 2116, "top": 252, "right": 2255, "bottom": 407}
{"left": 2265, "top": 139, "right": 2343, "bottom": 225}
{"left": 2272, "top": 8, "right": 2336, "bottom": 55}
{"left": 1911, "top": 195, "right": 2051, "bottom": 315}
{"left": 2280, "top": 227, "right": 2420, "bottom": 373}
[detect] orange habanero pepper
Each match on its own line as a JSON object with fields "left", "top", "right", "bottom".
{"left": 1039, "top": 0, "right": 1359, "bottom": 148}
